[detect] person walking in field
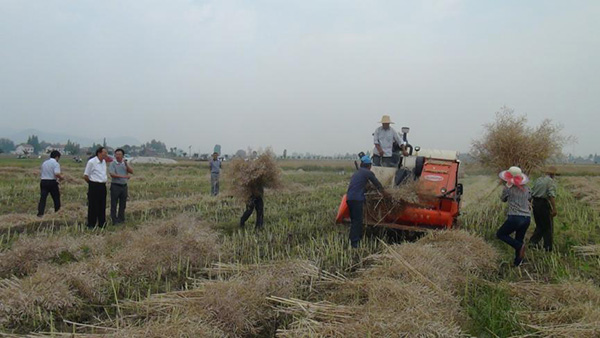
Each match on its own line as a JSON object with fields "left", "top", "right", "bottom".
{"left": 496, "top": 166, "right": 531, "bottom": 267}
{"left": 109, "top": 148, "right": 133, "bottom": 224}
{"left": 209, "top": 152, "right": 221, "bottom": 196}
{"left": 372, "top": 115, "right": 403, "bottom": 167}
{"left": 37, "top": 150, "right": 64, "bottom": 217}
{"left": 529, "top": 166, "right": 559, "bottom": 251}
{"left": 84, "top": 147, "right": 108, "bottom": 228}
{"left": 346, "top": 155, "right": 388, "bottom": 248}
{"left": 240, "top": 185, "right": 264, "bottom": 229}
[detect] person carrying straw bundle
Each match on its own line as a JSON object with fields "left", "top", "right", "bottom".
{"left": 229, "top": 152, "right": 281, "bottom": 230}
{"left": 496, "top": 166, "right": 531, "bottom": 267}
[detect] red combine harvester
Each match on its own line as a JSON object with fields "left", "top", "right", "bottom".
{"left": 335, "top": 129, "right": 463, "bottom": 231}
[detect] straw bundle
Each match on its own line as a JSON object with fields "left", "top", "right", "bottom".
{"left": 228, "top": 152, "right": 282, "bottom": 199}
{"left": 364, "top": 179, "right": 438, "bottom": 224}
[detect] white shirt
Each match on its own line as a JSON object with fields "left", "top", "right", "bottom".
{"left": 373, "top": 126, "right": 402, "bottom": 157}
{"left": 84, "top": 156, "right": 108, "bottom": 183}
{"left": 40, "top": 158, "right": 61, "bottom": 180}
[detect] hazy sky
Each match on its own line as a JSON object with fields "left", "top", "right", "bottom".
{"left": 1, "top": 0, "right": 598, "bottom": 156}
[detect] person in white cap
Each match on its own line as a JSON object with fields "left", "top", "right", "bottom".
{"left": 373, "top": 115, "right": 403, "bottom": 167}
{"left": 496, "top": 166, "right": 532, "bottom": 267}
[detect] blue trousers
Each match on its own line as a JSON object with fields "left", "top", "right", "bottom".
{"left": 496, "top": 215, "right": 530, "bottom": 263}
{"left": 347, "top": 200, "right": 364, "bottom": 248}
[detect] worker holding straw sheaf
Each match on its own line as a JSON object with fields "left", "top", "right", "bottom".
{"left": 229, "top": 151, "right": 281, "bottom": 230}
{"left": 346, "top": 155, "right": 389, "bottom": 248}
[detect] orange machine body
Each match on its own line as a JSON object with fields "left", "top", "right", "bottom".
{"left": 335, "top": 158, "right": 461, "bottom": 231}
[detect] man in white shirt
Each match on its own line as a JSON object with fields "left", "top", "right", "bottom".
{"left": 373, "top": 115, "right": 403, "bottom": 167}
{"left": 37, "top": 151, "right": 64, "bottom": 217}
{"left": 84, "top": 147, "right": 108, "bottom": 228}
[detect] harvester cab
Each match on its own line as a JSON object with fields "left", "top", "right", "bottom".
{"left": 336, "top": 127, "right": 463, "bottom": 231}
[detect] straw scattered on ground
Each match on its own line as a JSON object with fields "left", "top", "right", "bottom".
{"left": 509, "top": 280, "right": 600, "bottom": 338}
{"left": 272, "top": 230, "right": 498, "bottom": 337}
{"left": 0, "top": 214, "right": 223, "bottom": 329}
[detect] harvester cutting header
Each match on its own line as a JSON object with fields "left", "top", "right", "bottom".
{"left": 336, "top": 115, "right": 463, "bottom": 237}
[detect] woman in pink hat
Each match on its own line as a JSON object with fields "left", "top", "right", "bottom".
{"left": 496, "top": 166, "right": 532, "bottom": 267}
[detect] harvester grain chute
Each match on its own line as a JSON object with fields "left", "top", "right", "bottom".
{"left": 335, "top": 127, "right": 463, "bottom": 231}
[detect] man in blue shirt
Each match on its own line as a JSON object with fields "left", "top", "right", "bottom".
{"left": 346, "top": 155, "right": 388, "bottom": 248}
{"left": 209, "top": 152, "right": 222, "bottom": 196}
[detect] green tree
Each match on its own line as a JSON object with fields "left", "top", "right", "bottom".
{"left": 121, "top": 144, "right": 132, "bottom": 154}
{"left": 145, "top": 139, "right": 168, "bottom": 154}
{"left": 40, "top": 141, "right": 51, "bottom": 152}
{"left": 0, "top": 138, "right": 15, "bottom": 153}
{"left": 65, "top": 139, "right": 81, "bottom": 155}
{"left": 27, "top": 135, "right": 41, "bottom": 154}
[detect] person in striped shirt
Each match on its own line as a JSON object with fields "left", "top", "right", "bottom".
{"left": 496, "top": 166, "right": 532, "bottom": 267}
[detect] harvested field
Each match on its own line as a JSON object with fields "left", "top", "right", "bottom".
{"left": 562, "top": 176, "right": 600, "bottom": 211}
{"left": 1, "top": 159, "right": 600, "bottom": 336}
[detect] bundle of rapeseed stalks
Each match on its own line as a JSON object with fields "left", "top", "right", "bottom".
{"left": 364, "top": 179, "right": 438, "bottom": 224}
{"left": 228, "top": 152, "right": 282, "bottom": 199}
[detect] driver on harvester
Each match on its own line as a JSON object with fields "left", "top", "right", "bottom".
{"left": 373, "top": 115, "right": 409, "bottom": 168}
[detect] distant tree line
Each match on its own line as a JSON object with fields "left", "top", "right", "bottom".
{"left": 0, "top": 135, "right": 172, "bottom": 157}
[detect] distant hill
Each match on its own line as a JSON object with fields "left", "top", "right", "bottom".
{"left": 2, "top": 128, "right": 141, "bottom": 147}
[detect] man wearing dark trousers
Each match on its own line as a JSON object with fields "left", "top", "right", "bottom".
{"left": 530, "top": 166, "right": 558, "bottom": 251}
{"left": 84, "top": 147, "right": 108, "bottom": 228}
{"left": 209, "top": 152, "right": 221, "bottom": 196}
{"left": 37, "top": 150, "right": 64, "bottom": 217}
{"left": 109, "top": 148, "right": 133, "bottom": 224}
{"left": 240, "top": 185, "right": 264, "bottom": 229}
{"left": 346, "top": 155, "right": 387, "bottom": 248}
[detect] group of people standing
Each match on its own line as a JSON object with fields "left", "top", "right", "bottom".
{"left": 38, "top": 147, "right": 266, "bottom": 230}
{"left": 37, "top": 146, "right": 133, "bottom": 228}
{"left": 496, "top": 166, "right": 558, "bottom": 266}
